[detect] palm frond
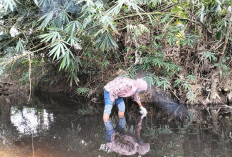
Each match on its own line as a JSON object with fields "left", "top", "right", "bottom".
{"left": 39, "top": 28, "right": 62, "bottom": 43}
{"left": 96, "top": 31, "right": 118, "bottom": 51}
{"left": 16, "top": 39, "right": 25, "bottom": 53}
{"left": 3, "top": 0, "right": 17, "bottom": 11}
{"left": 100, "top": 15, "right": 116, "bottom": 31}
{"left": 65, "top": 21, "right": 82, "bottom": 34}
{"left": 38, "top": 11, "right": 55, "bottom": 29}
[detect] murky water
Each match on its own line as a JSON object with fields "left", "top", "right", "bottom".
{"left": 0, "top": 94, "right": 232, "bottom": 157}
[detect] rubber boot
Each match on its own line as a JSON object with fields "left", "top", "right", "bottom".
{"left": 115, "top": 117, "right": 126, "bottom": 133}
{"left": 104, "top": 120, "right": 114, "bottom": 142}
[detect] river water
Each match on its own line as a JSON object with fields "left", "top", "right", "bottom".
{"left": 0, "top": 93, "right": 231, "bottom": 157}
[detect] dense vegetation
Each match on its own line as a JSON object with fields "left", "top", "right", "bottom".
{"left": 0, "top": 0, "right": 232, "bottom": 106}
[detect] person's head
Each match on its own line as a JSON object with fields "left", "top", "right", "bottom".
{"left": 135, "top": 79, "right": 148, "bottom": 92}
{"left": 137, "top": 143, "right": 150, "bottom": 155}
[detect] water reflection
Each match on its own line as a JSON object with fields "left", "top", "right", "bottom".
{"left": 105, "top": 116, "right": 150, "bottom": 156}
{"left": 10, "top": 107, "right": 54, "bottom": 135}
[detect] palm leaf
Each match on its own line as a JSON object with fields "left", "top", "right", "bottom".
{"left": 40, "top": 29, "right": 62, "bottom": 43}
{"left": 3, "top": 0, "right": 17, "bottom": 11}
{"left": 38, "top": 11, "right": 55, "bottom": 29}
{"left": 96, "top": 31, "right": 118, "bottom": 51}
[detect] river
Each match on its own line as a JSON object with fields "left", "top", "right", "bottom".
{"left": 0, "top": 93, "right": 231, "bottom": 157}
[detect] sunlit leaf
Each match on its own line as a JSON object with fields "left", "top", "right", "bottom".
{"left": 38, "top": 12, "right": 55, "bottom": 29}
{"left": 67, "top": 36, "right": 81, "bottom": 47}
{"left": 16, "top": 39, "right": 25, "bottom": 52}
{"left": 100, "top": 15, "right": 116, "bottom": 31}
{"left": 160, "top": 14, "right": 171, "bottom": 23}
{"left": 40, "top": 28, "right": 62, "bottom": 43}
{"left": 65, "top": 21, "right": 82, "bottom": 34}
{"left": 3, "top": 0, "right": 17, "bottom": 11}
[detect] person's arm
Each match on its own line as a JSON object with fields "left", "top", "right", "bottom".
{"left": 134, "top": 93, "right": 147, "bottom": 116}
{"left": 136, "top": 101, "right": 143, "bottom": 108}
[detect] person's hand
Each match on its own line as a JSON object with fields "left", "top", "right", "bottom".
{"left": 141, "top": 114, "right": 146, "bottom": 119}
{"left": 140, "top": 106, "right": 147, "bottom": 116}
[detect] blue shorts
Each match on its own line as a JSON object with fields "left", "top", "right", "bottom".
{"left": 104, "top": 89, "right": 125, "bottom": 114}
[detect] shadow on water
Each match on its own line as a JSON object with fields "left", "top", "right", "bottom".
{"left": 0, "top": 93, "right": 231, "bottom": 157}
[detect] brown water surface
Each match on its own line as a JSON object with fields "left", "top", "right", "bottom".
{"left": 0, "top": 94, "right": 231, "bottom": 157}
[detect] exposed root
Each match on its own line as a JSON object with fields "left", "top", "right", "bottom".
{"left": 228, "top": 91, "right": 232, "bottom": 104}
{"left": 210, "top": 108, "right": 221, "bottom": 132}
{"left": 209, "top": 72, "right": 220, "bottom": 103}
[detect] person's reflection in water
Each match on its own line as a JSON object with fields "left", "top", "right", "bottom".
{"left": 105, "top": 116, "right": 150, "bottom": 156}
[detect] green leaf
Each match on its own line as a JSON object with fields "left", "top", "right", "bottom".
{"left": 174, "top": 79, "right": 182, "bottom": 87}
{"left": 200, "top": 51, "right": 217, "bottom": 62}
{"left": 77, "top": 87, "right": 91, "bottom": 96}
{"left": 38, "top": 12, "right": 55, "bottom": 30}
{"left": 138, "top": 24, "right": 150, "bottom": 33}
{"left": 49, "top": 42, "right": 62, "bottom": 60}
{"left": 183, "top": 83, "right": 191, "bottom": 91}
{"left": 3, "top": 0, "right": 17, "bottom": 11}
{"left": 100, "top": 15, "right": 116, "bottom": 31}
{"left": 82, "top": 16, "right": 92, "bottom": 29}
{"left": 144, "top": 74, "right": 155, "bottom": 86}
{"left": 153, "top": 41, "right": 162, "bottom": 49}
{"left": 167, "top": 34, "right": 176, "bottom": 45}
{"left": 102, "top": 60, "right": 110, "bottom": 68}
{"left": 96, "top": 31, "right": 118, "bottom": 51}
{"left": 187, "top": 75, "right": 195, "bottom": 82}
{"left": 160, "top": 14, "right": 171, "bottom": 23}
{"left": 222, "top": 64, "right": 228, "bottom": 71}
{"left": 187, "top": 91, "right": 195, "bottom": 101}
{"left": 47, "top": 40, "right": 74, "bottom": 70}
{"left": 40, "top": 29, "right": 62, "bottom": 43}
{"left": 214, "top": 63, "right": 220, "bottom": 67}
{"left": 147, "top": 14, "right": 155, "bottom": 26}
{"left": 155, "top": 77, "right": 170, "bottom": 90}
{"left": 16, "top": 39, "right": 25, "bottom": 52}
{"left": 65, "top": 21, "right": 81, "bottom": 34}
{"left": 60, "top": 10, "right": 70, "bottom": 24}
{"left": 152, "top": 57, "right": 163, "bottom": 68}
{"left": 155, "top": 34, "right": 164, "bottom": 40}
{"left": 182, "top": 35, "right": 196, "bottom": 48}
{"left": 59, "top": 51, "right": 72, "bottom": 70}
{"left": 164, "top": 62, "right": 174, "bottom": 72}
{"left": 67, "top": 36, "right": 81, "bottom": 47}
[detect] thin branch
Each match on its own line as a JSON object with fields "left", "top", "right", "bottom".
{"left": 0, "top": 37, "right": 17, "bottom": 50}
{"left": 218, "top": 8, "right": 232, "bottom": 78}
{"left": 220, "top": 10, "right": 232, "bottom": 58}
{"left": 0, "top": 43, "right": 51, "bottom": 66}
{"left": 28, "top": 53, "right": 32, "bottom": 101}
